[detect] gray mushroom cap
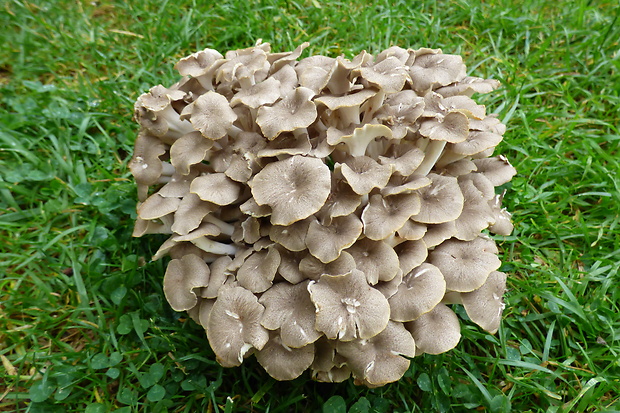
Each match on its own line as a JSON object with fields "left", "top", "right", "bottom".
{"left": 388, "top": 263, "right": 446, "bottom": 322}
{"left": 190, "top": 173, "right": 242, "bottom": 206}
{"left": 361, "top": 193, "right": 421, "bottom": 241}
{"left": 259, "top": 281, "right": 322, "bottom": 348}
{"left": 306, "top": 215, "right": 363, "bottom": 263}
{"left": 339, "top": 156, "right": 393, "bottom": 196}
{"left": 410, "top": 173, "right": 464, "bottom": 224}
{"left": 206, "top": 286, "right": 269, "bottom": 367}
{"left": 236, "top": 247, "right": 281, "bottom": 293}
{"left": 249, "top": 155, "right": 331, "bottom": 225}
{"left": 163, "top": 254, "right": 210, "bottom": 312}
{"left": 346, "top": 238, "right": 400, "bottom": 285}
{"left": 255, "top": 331, "right": 315, "bottom": 380}
{"left": 460, "top": 271, "right": 507, "bottom": 334}
{"left": 256, "top": 87, "right": 317, "bottom": 139}
{"left": 406, "top": 303, "right": 461, "bottom": 355}
{"left": 409, "top": 49, "right": 467, "bottom": 93}
{"left": 336, "top": 321, "right": 416, "bottom": 387}
{"left": 180, "top": 91, "right": 238, "bottom": 140}
{"left": 429, "top": 236, "right": 501, "bottom": 292}
{"left": 308, "top": 269, "right": 390, "bottom": 341}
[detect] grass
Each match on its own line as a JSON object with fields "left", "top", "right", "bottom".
{"left": 1, "top": 0, "right": 619, "bottom": 411}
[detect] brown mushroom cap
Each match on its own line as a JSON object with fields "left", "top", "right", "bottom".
{"left": 259, "top": 281, "right": 322, "bottom": 348}
{"left": 249, "top": 155, "right": 331, "bottom": 225}
{"left": 406, "top": 303, "right": 461, "bottom": 355}
{"left": 308, "top": 269, "right": 390, "bottom": 341}
{"left": 388, "top": 263, "right": 446, "bottom": 322}
{"left": 461, "top": 271, "right": 507, "bottom": 334}
{"left": 337, "top": 321, "right": 415, "bottom": 387}
{"left": 429, "top": 237, "right": 501, "bottom": 292}
{"left": 206, "top": 286, "right": 269, "bottom": 367}
{"left": 409, "top": 49, "right": 467, "bottom": 93}
{"left": 163, "top": 254, "right": 210, "bottom": 312}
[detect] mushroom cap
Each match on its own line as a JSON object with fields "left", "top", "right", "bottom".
{"left": 256, "top": 87, "right": 317, "bottom": 139}
{"left": 171, "top": 193, "right": 217, "bottom": 235}
{"left": 170, "top": 131, "right": 213, "bottom": 175}
{"left": 308, "top": 269, "right": 390, "bottom": 341}
{"left": 406, "top": 303, "right": 461, "bottom": 355}
{"left": 306, "top": 215, "right": 363, "bottom": 263}
{"left": 410, "top": 173, "right": 464, "bottom": 224}
{"left": 419, "top": 111, "right": 470, "bottom": 143}
{"left": 259, "top": 281, "right": 322, "bottom": 348}
{"left": 429, "top": 237, "right": 501, "bottom": 292}
{"left": 236, "top": 247, "right": 281, "bottom": 293}
{"left": 268, "top": 218, "right": 312, "bottom": 252}
{"left": 163, "top": 254, "right": 210, "bottom": 312}
{"left": 298, "top": 251, "right": 357, "bottom": 280}
{"left": 137, "top": 193, "right": 181, "bottom": 221}
{"left": 409, "top": 49, "right": 467, "bottom": 93}
{"left": 357, "top": 56, "right": 410, "bottom": 93}
{"left": 345, "top": 238, "right": 400, "bottom": 285}
{"left": 393, "top": 239, "right": 429, "bottom": 276}
{"left": 473, "top": 156, "right": 517, "bottom": 186}
{"left": 339, "top": 156, "right": 393, "bottom": 196}
{"left": 361, "top": 193, "right": 421, "bottom": 241}
{"left": 249, "top": 155, "right": 331, "bottom": 225}
{"left": 255, "top": 331, "right": 315, "bottom": 380}
{"left": 180, "top": 91, "right": 238, "bottom": 140}
{"left": 336, "top": 321, "right": 416, "bottom": 387}
{"left": 461, "top": 271, "right": 507, "bottom": 334}
{"left": 388, "top": 263, "right": 446, "bottom": 322}
{"left": 190, "top": 173, "right": 241, "bottom": 206}
{"left": 206, "top": 286, "right": 269, "bottom": 367}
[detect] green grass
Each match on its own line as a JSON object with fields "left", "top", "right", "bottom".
{"left": 1, "top": 0, "right": 619, "bottom": 411}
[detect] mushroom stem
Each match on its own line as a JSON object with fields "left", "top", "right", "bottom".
{"left": 415, "top": 140, "right": 447, "bottom": 176}
{"left": 158, "top": 105, "right": 195, "bottom": 138}
{"left": 192, "top": 237, "right": 238, "bottom": 255}
{"left": 161, "top": 161, "right": 176, "bottom": 177}
{"left": 204, "top": 214, "right": 236, "bottom": 236}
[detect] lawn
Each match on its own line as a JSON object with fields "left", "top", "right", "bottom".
{"left": 1, "top": 0, "right": 619, "bottom": 412}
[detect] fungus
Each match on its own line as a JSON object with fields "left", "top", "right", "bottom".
{"left": 308, "top": 269, "right": 390, "bottom": 341}
{"left": 131, "top": 42, "right": 515, "bottom": 387}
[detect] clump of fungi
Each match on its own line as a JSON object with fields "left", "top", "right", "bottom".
{"left": 130, "top": 41, "right": 516, "bottom": 387}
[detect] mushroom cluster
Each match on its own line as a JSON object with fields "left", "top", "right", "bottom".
{"left": 130, "top": 41, "right": 516, "bottom": 387}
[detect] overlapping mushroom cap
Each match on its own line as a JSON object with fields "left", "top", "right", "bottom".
{"left": 131, "top": 41, "right": 515, "bottom": 387}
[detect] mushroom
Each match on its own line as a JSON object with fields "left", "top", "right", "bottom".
{"left": 345, "top": 238, "right": 400, "bottom": 285}
{"left": 305, "top": 215, "right": 363, "bottom": 263}
{"left": 255, "top": 331, "right": 315, "bottom": 380}
{"left": 429, "top": 236, "right": 501, "bottom": 292}
{"left": 308, "top": 269, "right": 390, "bottom": 341}
{"left": 256, "top": 87, "right": 317, "bottom": 139}
{"left": 460, "top": 271, "right": 507, "bottom": 334}
{"left": 336, "top": 321, "right": 416, "bottom": 387}
{"left": 131, "top": 42, "right": 515, "bottom": 386}
{"left": 206, "top": 286, "right": 269, "bottom": 367}
{"left": 163, "top": 254, "right": 211, "bottom": 312}
{"left": 406, "top": 303, "right": 461, "bottom": 355}
{"left": 259, "top": 281, "right": 322, "bottom": 348}
{"left": 388, "top": 263, "right": 446, "bottom": 322}
{"left": 249, "top": 155, "right": 331, "bottom": 225}
{"left": 180, "top": 91, "right": 238, "bottom": 140}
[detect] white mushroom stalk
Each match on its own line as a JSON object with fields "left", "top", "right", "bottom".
{"left": 130, "top": 41, "right": 516, "bottom": 387}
